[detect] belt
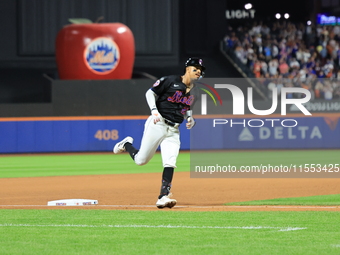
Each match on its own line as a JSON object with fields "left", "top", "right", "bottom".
{"left": 164, "top": 118, "right": 180, "bottom": 128}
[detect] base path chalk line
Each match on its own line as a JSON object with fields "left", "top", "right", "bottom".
{"left": 0, "top": 223, "right": 306, "bottom": 232}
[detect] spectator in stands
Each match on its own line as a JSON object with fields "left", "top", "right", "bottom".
{"left": 313, "top": 61, "right": 322, "bottom": 76}
{"left": 224, "top": 32, "right": 239, "bottom": 48}
{"left": 261, "top": 60, "right": 268, "bottom": 76}
{"left": 263, "top": 43, "right": 272, "bottom": 61}
{"left": 223, "top": 21, "right": 340, "bottom": 100}
{"left": 323, "top": 59, "right": 334, "bottom": 78}
{"left": 261, "top": 24, "right": 271, "bottom": 38}
{"left": 290, "top": 57, "right": 300, "bottom": 70}
{"left": 314, "top": 80, "right": 324, "bottom": 99}
{"left": 271, "top": 40, "right": 280, "bottom": 59}
{"left": 268, "top": 58, "right": 279, "bottom": 76}
{"left": 235, "top": 45, "right": 248, "bottom": 65}
{"left": 279, "top": 58, "right": 289, "bottom": 76}
{"left": 242, "top": 32, "right": 253, "bottom": 46}
{"left": 318, "top": 70, "right": 326, "bottom": 79}
{"left": 323, "top": 80, "right": 334, "bottom": 100}
{"left": 298, "top": 67, "right": 308, "bottom": 82}
{"left": 253, "top": 60, "right": 262, "bottom": 78}
{"left": 245, "top": 44, "right": 255, "bottom": 67}
{"left": 318, "top": 44, "right": 328, "bottom": 59}
{"left": 306, "top": 56, "right": 316, "bottom": 70}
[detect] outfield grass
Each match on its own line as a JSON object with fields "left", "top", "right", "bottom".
{"left": 225, "top": 194, "right": 340, "bottom": 206}
{"left": 0, "top": 152, "right": 190, "bottom": 178}
{"left": 1, "top": 209, "right": 340, "bottom": 255}
{"left": 1, "top": 150, "right": 339, "bottom": 178}
{"left": 191, "top": 149, "right": 340, "bottom": 169}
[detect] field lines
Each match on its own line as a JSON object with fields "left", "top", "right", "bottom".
{"left": 1, "top": 210, "right": 340, "bottom": 254}
{"left": 0, "top": 223, "right": 306, "bottom": 232}
{"left": 0, "top": 204, "right": 340, "bottom": 212}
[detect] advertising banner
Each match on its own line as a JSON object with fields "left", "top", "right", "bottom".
{"left": 0, "top": 117, "right": 190, "bottom": 153}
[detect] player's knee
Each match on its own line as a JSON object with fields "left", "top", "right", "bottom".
{"left": 134, "top": 158, "right": 149, "bottom": 166}
{"left": 163, "top": 163, "right": 177, "bottom": 168}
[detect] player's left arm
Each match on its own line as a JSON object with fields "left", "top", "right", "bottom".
{"left": 185, "top": 110, "right": 196, "bottom": 129}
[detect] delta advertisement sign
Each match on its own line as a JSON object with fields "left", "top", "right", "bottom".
{"left": 191, "top": 115, "right": 340, "bottom": 149}
{"left": 191, "top": 78, "right": 340, "bottom": 149}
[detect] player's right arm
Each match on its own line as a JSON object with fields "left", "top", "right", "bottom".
{"left": 145, "top": 89, "right": 158, "bottom": 112}
{"left": 146, "top": 76, "right": 171, "bottom": 124}
{"left": 145, "top": 89, "right": 161, "bottom": 124}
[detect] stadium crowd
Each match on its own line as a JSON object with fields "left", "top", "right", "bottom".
{"left": 223, "top": 21, "right": 340, "bottom": 100}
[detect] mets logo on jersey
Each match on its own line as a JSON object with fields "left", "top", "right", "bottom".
{"left": 84, "top": 37, "right": 120, "bottom": 75}
{"left": 168, "top": 91, "right": 194, "bottom": 105}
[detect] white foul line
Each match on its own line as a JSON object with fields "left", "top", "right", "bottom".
{"left": 0, "top": 223, "right": 306, "bottom": 232}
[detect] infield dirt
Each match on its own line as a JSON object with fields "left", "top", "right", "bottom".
{"left": 1, "top": 172, "right": 340, "bottom": 211}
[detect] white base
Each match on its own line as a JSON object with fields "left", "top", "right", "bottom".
{"left": 47, "top": 199, "right": 98, "bottom": 206}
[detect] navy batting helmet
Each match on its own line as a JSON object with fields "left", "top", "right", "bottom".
{"left": 185, "top": 57, "right": 206, "bottom": 71}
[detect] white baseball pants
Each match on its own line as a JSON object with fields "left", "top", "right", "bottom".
{"left": 134, "top": 115, "right": 180, "bottom": 168}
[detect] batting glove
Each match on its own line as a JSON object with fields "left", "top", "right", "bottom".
{"left": 151, "top": 109, "right": 162, "bottom": 124}
{"left": 186, "top": 117, "right": 196, "bottom": 129}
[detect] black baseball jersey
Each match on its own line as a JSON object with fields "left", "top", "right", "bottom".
{"left": 151, "top": 75, "right": 196, "bottom": 124}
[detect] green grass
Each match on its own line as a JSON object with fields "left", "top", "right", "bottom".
{"left": 0, "top": 209, "right": 340, "bottom": 255}
{"left": 225, "top": 194, "right": 340, "bottom": 206}
{"left": 0, "top": 152, "right": 190, "bottom": 178}
{"left": 191, "top": 149, "right": 340, "bottom": 169}
{"left": 1, "top": 150, "right": 339, "bottom": 178}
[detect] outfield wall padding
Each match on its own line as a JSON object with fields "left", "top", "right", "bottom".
{"left": 0, "top": 117, "right": 190, "bottom": 153}
{"left": 0, "top": 114, "right": 339, "bottom": 153}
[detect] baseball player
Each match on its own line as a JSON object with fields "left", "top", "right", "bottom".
{"left": 113, "top": 57, "right": 205, "bottom": 208}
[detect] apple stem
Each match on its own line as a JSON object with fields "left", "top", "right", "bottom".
{"left": 95, "top": 16, "right": 105, "bottom": 23}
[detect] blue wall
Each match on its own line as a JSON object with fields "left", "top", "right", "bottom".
{"left": 192, "top": 116, "right": 340, "bottom": 150}
{"left": 0, "top": 118, "right": 190, "bottom": 153}
{"left": 0, "top": 115, "right": 339, "bottom": 153}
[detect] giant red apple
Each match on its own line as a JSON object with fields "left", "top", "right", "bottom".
{"left": 56, "top": 23, "right": 135, "bottom": 80}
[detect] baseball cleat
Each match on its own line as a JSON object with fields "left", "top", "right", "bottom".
{"left": 156, "top": 193, "right": 177, "bottom": 209}
{"left": 113, "top": 136, "right": 133, "bottom": 154}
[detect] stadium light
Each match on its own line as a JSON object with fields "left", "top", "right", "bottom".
{"left": 275, "top": 13, "right": 281, "bottom": 19}
{"left": 284, "top": 13, "right": 290, "bottom": 19}
{"left": 244, "top": 3, "right": 252, "bottom": 10}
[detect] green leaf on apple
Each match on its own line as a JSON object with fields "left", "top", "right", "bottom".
{"left": 68, "top": 18, "right": 93, "bottom": 24}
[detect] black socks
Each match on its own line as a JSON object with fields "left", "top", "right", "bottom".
{"left": 158, "top": 167, "right": 174, "bottom": 199}
{"left": 124, "top": 142, "right": 139, "bottom": 160}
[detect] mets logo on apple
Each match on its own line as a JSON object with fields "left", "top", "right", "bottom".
{"left": 84, "top": 37, "right": 120, "bottom": 75}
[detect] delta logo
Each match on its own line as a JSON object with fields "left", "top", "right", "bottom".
{"left": 84, "top": 37, "right": 120, "bottom": 75}
{"left": 323, "top": 116, "right": 339, "bottom": 131}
